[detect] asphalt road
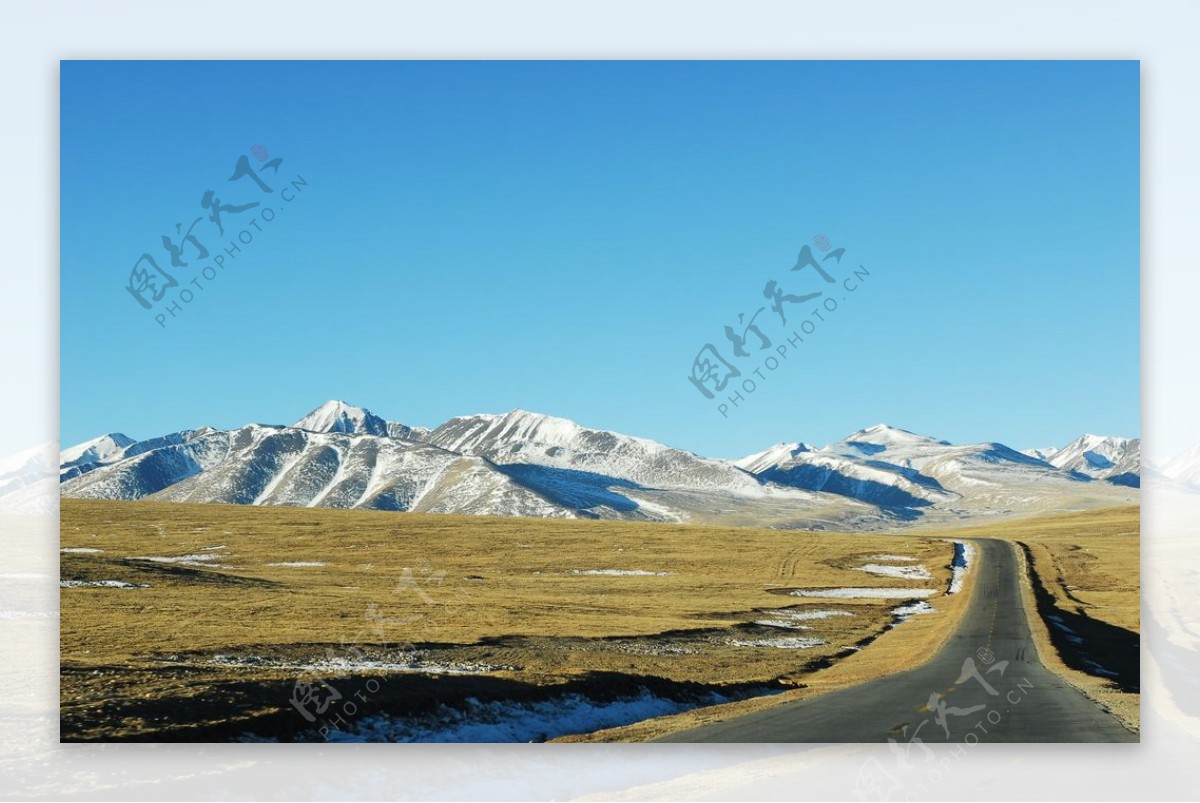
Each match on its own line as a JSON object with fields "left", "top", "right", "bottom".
{"left": 659, "top": 538, "right": 1136, "bottom": 743}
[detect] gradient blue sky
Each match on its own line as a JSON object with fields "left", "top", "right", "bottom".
{"left": 61, "top": 60, "right": 1139, "bottom": 458}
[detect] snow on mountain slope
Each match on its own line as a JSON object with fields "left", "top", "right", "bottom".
{"left": 734, "top": 442, "right": 813, "bottom": 474}
{"left": 292, "top": 400, "right": 390, "bottom": 437}
{"left": 60, "top": 419, "right": 601, "bottom": 519}
{"left": 60, "top": 433, "right": 136, "bottom": 469}
{"left": 750, "top": 449, "right": 956, "bottom": 510}
{"left": 60, "top": 428, "right": 233, "bottom": 500}
{"left": 737, "top": 429, "right": 957, "bottom": 509}
{"left": 59, "top": 429, "right": 213, "bottom": 483}
{"left": 829, "top": 424, "right": 951, "bottom": 457}
{"left": 1157, "top": 442, "right": 1200, "bottom": 489}
{"left": 426, "top": 409, "right": 767, "bottom": 495}
{"left": 60, "top": 404, "right": 1139, "bottom": 528}
{"left": 154, "top": 426, "right": 488, "bottom": 512}
{"left": 387, "top": 421, "right": 431, "bottom": 442}
{"left": 293, "top": 400, "right": 430, "bottom": 443}
{"left": 1048, "top": 434, "right": 1141, "bottom": 487}
{"left": 411, "top": 456, "right": 581, "bottom": 518}
{"left": 0, "top": 442, "right": 57, "bottom": 514}
{"left": 737, "top": 423, "right": 1136, "bottom": 520}
{"left": 1022, "top": 447, "right": 1059, "bottom": 462}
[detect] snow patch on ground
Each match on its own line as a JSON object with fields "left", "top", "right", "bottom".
{"left": 946, "top": 541, "right": 974, "bottom": 594}
{"left": 857, "top": 563, "right": 933, "bottom": 581}
{"left": 868, "top": 554, "right": 918, "bottom": 562}
{"left": 751, "top": 619, "right": 812, "bottom": 630}
{"left": 266, "top": 562, "right": 327, "bottom": 567}
{"left": 892, "top": 600, "right": 936, "bottom": 621}
{"left": 761, "top": 608, "right": 855, "bottom": 622}
{"left": 205, "top": 654, "right": 514, "bottom": 675}
{"left": 611, "top": 643, "right": 700, "bottom": 656}
{"left": 60, "top": 547, "right": 102, "bottom": 554}
{"left": 789, "top": 587, "right": 937, "bottom": 599}
{"left": 131, "top": 553, "right": 224, "bottom": 566}
{"left": 60, "top": 580, "right": 149, "bottom": 589}
{"left": 622, "top": 495, "right": 684, "bottom": 523}
{"left": 569, "top": 569, "right": 673, "bottom": 576}
{"left": 729, "top": 636, "right": 826, "bottom": 649}
{"left": 283, "top": 688, "right": 747, "bottom": 743}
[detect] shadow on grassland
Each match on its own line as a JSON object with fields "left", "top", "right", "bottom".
{"left": 1017, "top": 541, "right": 1140, "bottom": 693}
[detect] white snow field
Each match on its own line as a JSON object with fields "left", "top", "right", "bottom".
{"left": 569, "top": 569, "right": 673, "bottom": 576}
{"left": 299, "top": 688, "right": 752, "bottom": 744}
{"left": 789, "top": 587, "right": 938, "bottom": 599}
{"left": 856, "top": 563, "right": 933, "bottom": 581}
{"left": 729, "top": 636, "right": 826, "bottom": 649}
{"left": 59, "top": 580, "right": 148, "bottom": 589}
{"left": 946, "top": 540, "right": 975, "bottom": 594}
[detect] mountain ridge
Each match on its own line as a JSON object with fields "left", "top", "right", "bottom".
{"left": 58, "top": 401, "right": 1140, "bottom": 530}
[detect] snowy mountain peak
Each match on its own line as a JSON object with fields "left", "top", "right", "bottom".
{"left": 1049, "top": 434, "right": 1138, "bottom": 466}
{"left": 0, "top": 441, "right": 57, "bottom": 514}
{"left": 1046, "top": 433, "right": 1140, "bottom": 486}
{"left": 430, "top": 408, "right": 659, "bottom": 455}
{"left": 1159, "top": 442, "right": 1200, "bottom": 488}
{"left": 57, "top": 400, "right": 1141, "bottom": 527}
{"left": 1074, "top": 433, "right": 1135, "bottom": 451}
{"left": 735, "top": 442, "right": 813, "bottom": 473}
{"left": 499, "top": 409, "right": 588, "bottom": 443}
{"left": 834, "top": 424, "right": 949, "bottom": 453}
{"left": 292, "top": 400, "right": 390, "bottom": 437}
{"left": 60, "top": 433, "right": 137, "bottom": 468}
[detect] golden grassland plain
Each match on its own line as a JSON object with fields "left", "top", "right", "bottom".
{"left": 932, "top": 505, "right": 1140, "bottom": 730}
{"left": 61, "top": 499, "right": 961, "bottom": 742}
{"left": 59, "top": 500, "right": 1138, "bottom": 741}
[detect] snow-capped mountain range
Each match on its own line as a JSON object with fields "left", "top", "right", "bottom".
{"left": 56, "top": 400, "right": 1140, "bottom": 530}
{"left": 1150, "top": 442, "right": 1200, "bottom": 492}
{"left": 1020, "top": 434, "right": 1141, "bottom": 487}
{"left": 0, "top": 442, "right": 58, "bottom": 515}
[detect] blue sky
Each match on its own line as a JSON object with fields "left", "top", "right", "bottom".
{"left": 61, "top": 60, "right": 1139, "bottom": 458}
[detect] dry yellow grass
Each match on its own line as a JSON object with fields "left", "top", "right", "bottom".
{"left": 60, "top": 500, "right": 1138, "bottom": 741}
{"left": 556, "top": 549, "right": 977, "bottom": 741}
{"left": 60, "top": 499, "right": 959, "bottom": 741}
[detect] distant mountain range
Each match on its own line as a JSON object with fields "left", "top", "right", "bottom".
{"left": 1020, "top": 434, "right": 1141, "bottom": 487}
{"left": 0, "top": 443, "right": 57, "bottom": 515}
{"left": 1146, "top": 442, "right": 1200, "bottom": 492}
{"left": 51, "top": 400, "right": 1141, "bottom": 530}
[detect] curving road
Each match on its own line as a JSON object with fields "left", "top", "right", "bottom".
{"left": 659, "top": 538, "right": 1136, "bottom": 743}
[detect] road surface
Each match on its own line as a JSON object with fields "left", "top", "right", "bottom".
{"left": 659, "top": 538, "right": 1136, "bottom": 743}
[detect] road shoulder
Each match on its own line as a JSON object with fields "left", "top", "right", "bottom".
{"left": 1009, "top": 538, "right": 1140, "bottom": 734}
